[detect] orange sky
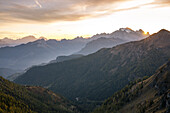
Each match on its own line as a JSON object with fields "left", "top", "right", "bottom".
{"left": 0, "top": 0, "right": 170, "bottom": 39}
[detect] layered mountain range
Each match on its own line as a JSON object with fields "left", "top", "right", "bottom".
{"left": 49, "top": 54, "right": 84, "bottom": 64}
{"left": 0, "top": 28, "right": 169, "bottom": 113}
{"left": 14, "top": 29, "right": 170, "bottom": 109}
{"left": 77, "top": 28, "right": 149, "bottom": 55}
{"left": 0, "top": 36, "right": 37, "bottom": 47}
{"left": 0, "top": 28, "right": 148, "bottom": 71}
{"left": 0, "top": 37, "right": 88, "bottom": 70}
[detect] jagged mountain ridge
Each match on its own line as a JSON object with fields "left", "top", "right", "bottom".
{"left": 77, "top": 28, "right": 149, "bottom": 55}
{"left": 0, "top": 28, "right": 148, "bottom": 70}
{"left": 0, "top": 36, "right": 37, "bottom": 47}
{"left": 90, "top": 28, "right": 148, "bottom": 41}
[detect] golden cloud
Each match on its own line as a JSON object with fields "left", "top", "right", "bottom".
{"left": 0, "top": 0, "right": 169, "bottom": 24}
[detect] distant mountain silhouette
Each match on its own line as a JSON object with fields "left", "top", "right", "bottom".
{"left": 49, "top": 54, "right": 84, "bottom": 63}
{"left": 0, "top": 28, "right": 148, "bottom": 70}
{"left": 77, "top": 28, "right": 149, "bottom": 55}
{"left": 0, "top": 37, "right": 89, "bottom": 70}
{"left": 0, "top": 68, "right": 21, "bottom": 78}
{"left": 77, "top": 37, "right": 125, "bottom": 55}
{"left": 0, "top": 36, "right": 37, "bottom": 47}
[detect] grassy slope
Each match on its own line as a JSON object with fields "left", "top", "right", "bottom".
{"left": 0, "top": 76, "right": 78, "bottom": 113}
{"left": 93, "top": 60, "right": 170, "bottom": 113}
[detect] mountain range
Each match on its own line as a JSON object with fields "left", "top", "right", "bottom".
{"left": 0, "top": 37, "right": 89, "bottom": 70}
{"left": 0, "top": 68, "right": 21, "bottom": 78}
{"left": 77, "top": 28, "right": 149, "bottom": 55}
{"left": 14, "top": 29, "right": 170, "bottom": 111}
{"left": 0, "top": 28, "right": 148, "bottom": 71}
{"left": 0, "top": 28, "right": 169, "bottom": 113}
{"left": 0, "top": 36, "right": 37, "bottom": 47}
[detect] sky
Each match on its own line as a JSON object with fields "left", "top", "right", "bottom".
{"left": 0, "top": 0, "right": 170, "bottom": 40}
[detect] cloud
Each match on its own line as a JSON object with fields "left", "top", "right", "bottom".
{"left": 0, "top": 0, "right": 169, "bottom": 24}
{"left": 35, "top": 0, "right": 42, "bottom": 8}
{"left": 154, "top": 0, "right": 170, "bottom": 4}
{"left": 150, "top": 0, "right": 170, "bottom": 7}
{"left": 0, "top": 31, "right": 31, "bottom": 39}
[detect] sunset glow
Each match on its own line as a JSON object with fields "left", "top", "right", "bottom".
{"left": 0, "top": 0, "right": 170, "bottom": 39}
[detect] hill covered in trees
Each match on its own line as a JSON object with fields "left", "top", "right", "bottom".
{"left": 93, "top": 59, "right": 170, "bottom": 113}
{"left": 0, "top": 76, "right": 79, "bottom": 113}
{"left": 14, "top": 29, "right": 170, "bottom": 110}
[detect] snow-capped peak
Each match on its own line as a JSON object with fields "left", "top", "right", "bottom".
{"left": 119, "top": 28, "right": 133, "bottom": 33}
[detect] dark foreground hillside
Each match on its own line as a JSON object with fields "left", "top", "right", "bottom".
{"left": 15, "top": 29, "right": 170, "bottom": 111}
{"left": 93, "top": 60, "right": 170, "bottom": 113}
{"left": 0, "top": 76, "right": 79, "bottom": 113}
